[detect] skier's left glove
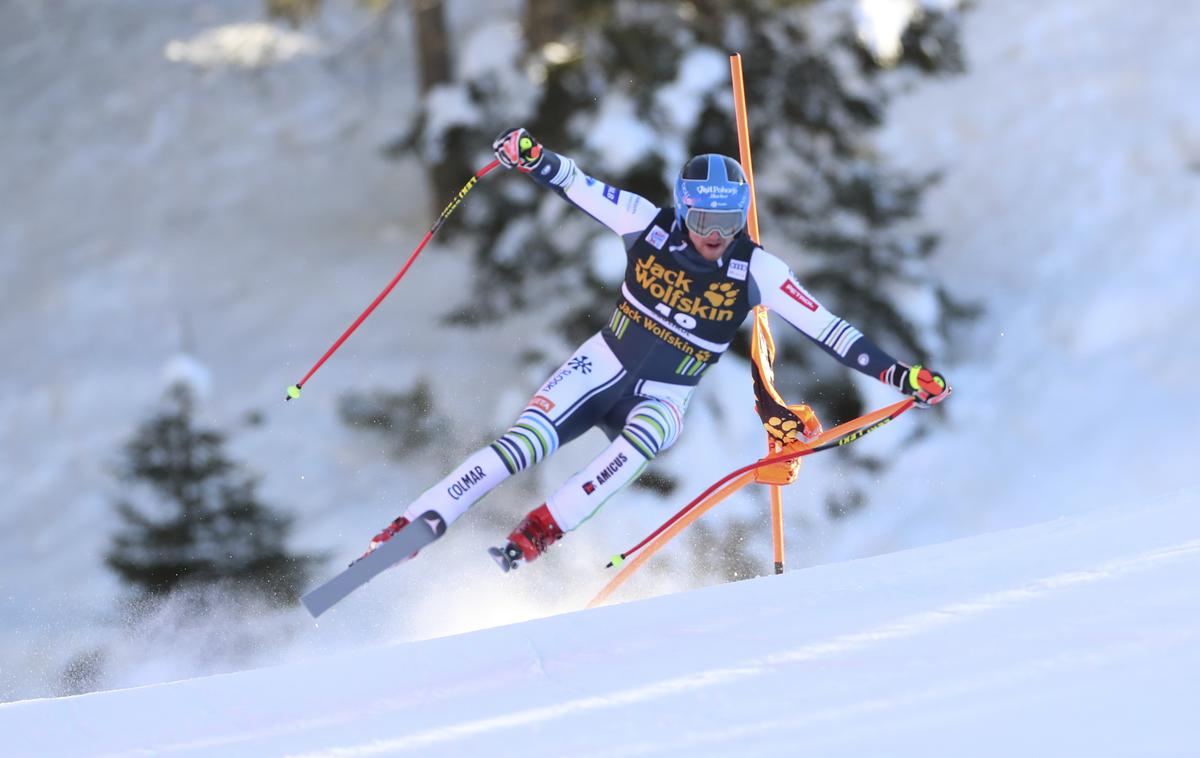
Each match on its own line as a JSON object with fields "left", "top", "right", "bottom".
{"left": 492, "top": 127, "right": 544, "bottom": 173}
{"left": 890, "top": 363, "right": 952, "bottom": 408}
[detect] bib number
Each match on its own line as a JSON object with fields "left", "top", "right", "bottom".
{"left": 655, "top": 303, "right": 697, "bottom": 331}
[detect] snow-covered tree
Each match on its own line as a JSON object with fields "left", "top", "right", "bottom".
{"left": 106, "top": 384, "right": 317, "bottom": 605}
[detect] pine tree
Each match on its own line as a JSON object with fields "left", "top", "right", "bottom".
{"left": 106, "top": 384, "right": 316, "bottom": 606}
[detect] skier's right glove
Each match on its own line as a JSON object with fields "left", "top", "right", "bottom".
{"left": 492, "top": 127, "right": 544, "bottom": 173}
{"left": 891, "top": 363, "right": 952, "bottom": 408}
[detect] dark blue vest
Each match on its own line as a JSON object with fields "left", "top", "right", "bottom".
{"left": 604, "top": 209, "right": 755, "bottom": 383}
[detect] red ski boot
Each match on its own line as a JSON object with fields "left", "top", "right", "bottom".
{"left": 489, "top": 504, "right": 563, "bottom": 572}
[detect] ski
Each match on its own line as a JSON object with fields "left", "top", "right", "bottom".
{"left": 301, "top": 511, "right": 446, "bottom": 618}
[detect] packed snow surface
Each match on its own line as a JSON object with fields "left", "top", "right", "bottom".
{"left": 4, "top": 489, "right": 1198, "bottom": 757}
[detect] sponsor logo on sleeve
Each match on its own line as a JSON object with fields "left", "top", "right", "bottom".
{"left": 583, "top": 452, "right": 629, "bottom": 495}
{"left": 568, "top": 356, "right": 593, "bottom": 374}
{"left": 781, "top": 279, "right": 818, "bottom": 312}
{"left": 540, "top": 355, "right": 591, "bottom": 392}
{"left": 646, "top": 225, "right": 668, "bottom": 250}
{"left": 541, "top": 367, "right": 573, "bottom": 393}
{"left": 728, "top": 259, "right": 748, "bottom": 281}
{"left": 603, "top": 184, "right": 620, "bottom": 204}
{"left": 447, "top": 465, "right": 486, "bottom": 500}
{"left": 595, "top": 452, "right": 628, "bottom": 485}
{"left": 530, "top": 395, "right": 555, "bottom": 412}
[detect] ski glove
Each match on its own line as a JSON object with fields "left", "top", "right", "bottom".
{"left": 492, "top": 127, "right": 544, "bottom": 173}
{"left": 890, "top": 363, "right": 952, "bottom": 408}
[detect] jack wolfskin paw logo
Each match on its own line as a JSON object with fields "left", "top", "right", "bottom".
{"left": 765, "top": 416, "right": 802, "bottom": 442}
{"left": 704, "top": 282, "right": 739, "bottom": 307}
{"left": 763, "top": 404, "right": 822, "bottom": 443}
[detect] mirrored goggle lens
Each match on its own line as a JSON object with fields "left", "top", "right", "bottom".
{"left": 685, "top": 208, "right": 745, "bottom": 238}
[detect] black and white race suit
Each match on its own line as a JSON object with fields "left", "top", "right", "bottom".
{"left": 401, "top": 150, "right": 904, "bottom": 533}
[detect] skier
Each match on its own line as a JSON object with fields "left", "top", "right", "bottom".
{"left": 363, "top": 127, "right": 951, "bottom": 572}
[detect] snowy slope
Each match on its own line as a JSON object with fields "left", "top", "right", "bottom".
{"left": 857, "top": 0, "right": 1200, "bottom": 556}
{"left": 4, "top": 488, "right": 1199, "bottom": 757}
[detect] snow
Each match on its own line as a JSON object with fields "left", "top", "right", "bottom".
{"left": 654, "top": 46, "right": 730, "bottom": 134}
{"left": 582, "top": 94, "right": 661, "bottom": 175}
{"left": 4, "top": 489, "right": 1198, "bottom": 756}
{"left": 589, "top": 232, "right": 628, "bottom": 285}
{"left": 161, "top": 353, "right": 214, "bottom": 400}
{"left": 420, "top": 84, "right": 482, "bottom": 159}
{"left": 855, "top": 0, "right": 967, "bottom": 65}
{"left": 453, "top": 19, "right": 537, "bottom": 125}
{"left": 458, "top": 19, "right": 523, "bottom": 81}
{"left": 163, "top": 22, "right": 323, "bottom": 69}
{"left": 2, "top": 0, "right": 1199, "bottom": 718}
{"left": 857, "top": 0, "right": 1200, "bottom": 561}
{"left": 856, "top": 0, "right": 922, "bottom": 65}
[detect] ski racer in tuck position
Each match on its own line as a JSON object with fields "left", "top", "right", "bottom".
{"left": 364, "top": 127, "right": 952, "bottom": 572}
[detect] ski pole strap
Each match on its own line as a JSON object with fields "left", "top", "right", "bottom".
{"left": 606, "top": 398, "right": 915, "bottom": 567}
{"left": 288, "top": 160, "right": 501, "bottom": 399}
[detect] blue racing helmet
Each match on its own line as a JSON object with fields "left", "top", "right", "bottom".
{"left": 673, "top": 154, "right": 750, "bottom": 238}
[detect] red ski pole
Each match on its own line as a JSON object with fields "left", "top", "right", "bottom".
{"left": 286, "top": 159, "right": 501, "bottom": 401}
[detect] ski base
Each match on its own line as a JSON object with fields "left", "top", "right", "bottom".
{"left": 301, "top": 511, "right": 446, "bottom": 618}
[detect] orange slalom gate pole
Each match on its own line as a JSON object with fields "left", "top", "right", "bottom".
{"left": 607, "top": 398, "right": 915, "bottom": 568}
{"left": 588, "top": 472, "right": 757, "bottom": 609}
{"left": 588, "top": 399, "right": 914, "bottom": 608}
{"left": 769, "top": 478, "right": 785, "bottom": 574}
{"left": 729, "top": 54, "right": 760, "bottom": 243}
{"left": 730, "top": 52, "right": 785, "bottom": 574}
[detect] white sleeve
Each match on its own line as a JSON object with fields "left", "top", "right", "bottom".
{"left": 750, "top": 249, "right": 863, "bottom": 358}
{"left": 560, "top": 168, "right": 661, "bottom": 237}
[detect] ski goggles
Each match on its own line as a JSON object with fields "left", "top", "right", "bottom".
{"left": 683, "top": 208, "right": 746, "bottom": 239}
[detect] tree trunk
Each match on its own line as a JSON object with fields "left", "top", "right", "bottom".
{"left": 522, "top": 0, "right": 568, "bottom": 52}
{"left": 411, "top": 0, "right": 451, "bottom": 94}
{"left": 410, "top": 0, "right": 459, "bottom": 206}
